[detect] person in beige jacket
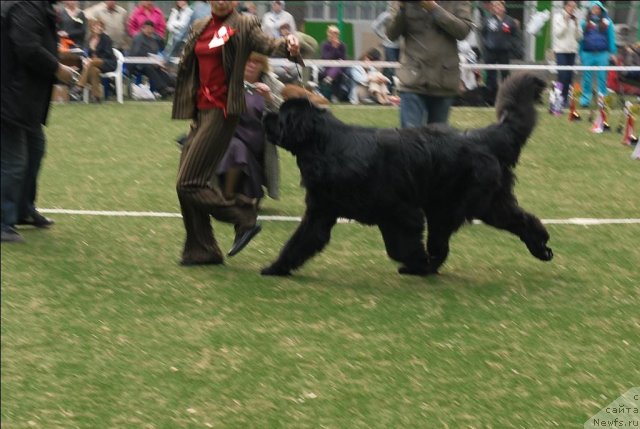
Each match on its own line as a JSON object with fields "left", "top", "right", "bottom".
{"left": 171, "top": 0, "right": 299, "bottom": 266}
{"left": 552, "top": 1, "right": 583, "bottom": 106}
{"left": 84, "top": 1, "right": 130, "bottom": 52}
{"left": 386, "top": 0, "right": 472, "bottom": 128}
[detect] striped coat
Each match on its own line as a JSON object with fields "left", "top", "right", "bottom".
{"left": 172, "top": 10, "right": 293, "bottom": 120}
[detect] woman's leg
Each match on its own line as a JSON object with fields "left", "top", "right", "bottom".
{"left": 556, "top": 52, "right": 575, "bottom": 103}
{"left": 594, "top": 51, "right": 610, "bottom": 98}
{"left": 223, "top": 166, "right": 242, "bottom": 200}
{"left": 87, "top": 59, "right": 104, "bottom": 99}
{"left": 76, "top": 66, "right": 90, "bottom": 88}
{"left": 580, "top": 53, "right": 595, "bottom": 106}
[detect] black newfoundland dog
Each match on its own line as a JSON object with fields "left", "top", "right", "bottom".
{"left": 261, "top": 72, "right": 552, "bottom": 276}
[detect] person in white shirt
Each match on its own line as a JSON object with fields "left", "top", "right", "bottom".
{"left": 166, "top": 0, "right": 193, "bottom": 58}
{"left": 261, "top": 0, "right": 296, "bottom": 38}
{"left": 552, "top": 1, "right": 583, "bottom": 105}
{"left": 349, "top": 48, "right": 393, "bottom": 105}
{"left": 371, "top": 3, "right": 400, "bottom": 94}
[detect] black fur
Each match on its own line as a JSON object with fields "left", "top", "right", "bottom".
{"left": 262, "top": 72, "right": 552, "bottom": 276}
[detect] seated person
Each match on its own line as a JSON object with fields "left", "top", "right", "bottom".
{"left": 319, "top": 25, "right": 350, "bottom": 102}
{"left": 71, "top": 19, "right": 117, "bottom": 103}
{"left": 129, "top": 20, "right": 175, "bottom": 98}
{"left": 216, "top": 53, "right": 285, "bottom": 203}
{"left": 350, "top": 48, "right": 393, "bottom": 105}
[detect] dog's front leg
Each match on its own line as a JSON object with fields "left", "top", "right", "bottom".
{"left": 481, "top": 199, "right": 553, "bottom": 261}
{"left": 424, "top": 216, "right": 459, "bottom": 274}
{"left": 261, "top": 209, "right": 337, "bottom": 276}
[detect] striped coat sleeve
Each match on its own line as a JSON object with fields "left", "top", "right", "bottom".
{"left": 171, "top": 17, "right": 209, "bottom": 120}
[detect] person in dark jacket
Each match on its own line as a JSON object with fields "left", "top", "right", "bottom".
{"left": 58, "top": 0, "right": 87, "bottom": 47}
{"left": 481, "top": 0, "right": 521, "bottom": 105}
{"left": 57, "top": 0, "right": 87, "bottom": 69}
{"left": 129, "top": 19, "right": 175, "bottom": 98}
{"left": 71, "top": 18, "right": 117, "bottom": 102}
{"left": 1, "top": 0, "right": 76, "bottom": 242}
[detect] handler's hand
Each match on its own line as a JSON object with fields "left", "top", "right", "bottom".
{"left": 253, "top": 82, "right": 271, "bottom": 96}
{"left": 286, "top": 34, "right": 300, "bottom": 57}
{"left": 422, "top": 1, "right": 437, "bottom": 11}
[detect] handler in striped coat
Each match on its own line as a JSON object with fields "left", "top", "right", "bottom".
{"left": 172, "top": 0, "right": 300, "bottom": 266}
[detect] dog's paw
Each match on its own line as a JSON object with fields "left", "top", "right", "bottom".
{"left": 538, "top": 246, "right": 553, "bottom": 261}
{"left": 527, "top": 242, "right": 554, "bottom": 261}
{"left": 261, "top": 265, "right": 292, "bottom": 276}
{"left": 398, "top": 265, "right": 434, "bottom": 276}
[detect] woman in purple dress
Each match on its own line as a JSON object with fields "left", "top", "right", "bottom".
{"left": 319, "top": 25, "right": 347, "bottom": 101}
{"left": 215, "top": 52, "right": 284, "bottom": 202}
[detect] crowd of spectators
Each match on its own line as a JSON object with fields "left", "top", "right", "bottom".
{"left": 48, "top": 0, "right": 635, "bottom": 109}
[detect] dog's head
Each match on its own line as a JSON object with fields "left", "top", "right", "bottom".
{"left": 263, "top": 97, "right": 328, "bottom": 155}
{"left": 496, "top": 72, "right": 547, "bottom": 109}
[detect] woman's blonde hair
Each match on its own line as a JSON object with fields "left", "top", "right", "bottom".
{"left": 90, "top": 18, "right": 105, "bottom": 28}
{"left": 327, "top": 25, "right": 340, "bottom": 35}
{"left": 248, "top": 52, "right": 270, "bottom": 73}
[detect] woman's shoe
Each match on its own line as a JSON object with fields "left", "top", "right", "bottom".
{"left": 69, "top": 86, "right": 83, "bottom": 101}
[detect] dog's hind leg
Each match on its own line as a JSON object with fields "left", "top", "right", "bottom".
{"left": 261, "top": 209, "right": 337, "bottom": 276}
{"left": 480, "top": 197, "right": 553, "bottom": 261}
{"left": 378, "top": 214, "right": 430, "bottom": 276}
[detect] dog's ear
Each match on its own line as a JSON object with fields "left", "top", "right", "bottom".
{"left": 262, "top": 111, "right": 280, "bottom": 146}
{"left": 278, "top": 99, "right": 316, "bottom": 154}
{"left": 532, "top": 76, "right": 547, "bottom": 102}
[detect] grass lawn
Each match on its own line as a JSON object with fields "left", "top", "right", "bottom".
{"left": 1, "top": 101, "right": 639, "bottom": 429}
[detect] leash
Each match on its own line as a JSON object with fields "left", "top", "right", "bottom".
{"left": 294, "top": 52, "right": 306, "bottom": 85}
{"left": 292, "top": 52, "right": 315, "bottom": 106}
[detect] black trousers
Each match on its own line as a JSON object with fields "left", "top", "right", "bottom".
{"left": 135, "top": 65, "right": 175, "bottom": 93}
{"left": 485, "top": 49, "right": 511, "bottom": 105}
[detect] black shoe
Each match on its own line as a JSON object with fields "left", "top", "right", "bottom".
{"left": 69, "top": 86, "right": 83, "bottom": 101}
{"left": 228, "top": 224, "right": 262, "bottom": 257}
{"left": 1, "top": 226, "right": 25, "bottom": 243}
{"left": 175, "top": 133, "right": 188, "bottom": 149}
{"left": 17, "top": 212, "right": 54, "bottom": 228}
{"left": 160, "top": 87, "right": 175, "bottom": 99}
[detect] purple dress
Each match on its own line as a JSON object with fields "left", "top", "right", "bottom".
{"left": 216, "top": 91, "right": 266, "bottom": 198}
{"left": 320, "top": 40, "right": 346, "bottom": 80}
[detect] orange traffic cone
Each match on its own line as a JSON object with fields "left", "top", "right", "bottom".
{"left": 568, "top": 85, "right": 581, "bottom": 121}
{"left": 621, "top": 102, "right": 639, "bottom": 146}
{"left": 591, "top": 93, "right": 610, "bottom": 133}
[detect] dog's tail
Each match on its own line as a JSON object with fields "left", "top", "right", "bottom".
{"left": 479, "top": 72, "right": 546, "bottom": 167}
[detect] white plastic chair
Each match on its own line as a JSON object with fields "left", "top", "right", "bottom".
{"left": 83, "top": 48, "right": 124, "bottom": 103}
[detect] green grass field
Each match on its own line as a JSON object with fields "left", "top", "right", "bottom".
{"left": 2, "top": 101, "right": 639, "bottom": 429}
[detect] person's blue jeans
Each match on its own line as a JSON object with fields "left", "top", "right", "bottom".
{"left": 555, "top": 52, "right": 576, "bottom": 104}
{"left": 580, "top": 51, "right": 610, "bottom": 106}
{"left": 1, "top": 122, "right": 29, "bottom": 228}
{"left": 399, "top": 92, "right": 454, "bottom": 128}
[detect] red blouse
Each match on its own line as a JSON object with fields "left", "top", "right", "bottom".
{"left": 195, "top": 15, "right": 231, "bottom": 111}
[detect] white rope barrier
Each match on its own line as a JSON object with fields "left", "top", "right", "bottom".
{"left": 267, "top": 58, "right": 640, "bottom": 72}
